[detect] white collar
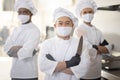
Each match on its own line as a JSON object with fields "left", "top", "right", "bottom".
{"left": 55, "top": 36, "right": 72, "bottom": 44}
{"left": 83, "top": 23, "right": 96, "bottom": 30}
{"left": 20, "top": 22, "right": 33, "bottom": 29}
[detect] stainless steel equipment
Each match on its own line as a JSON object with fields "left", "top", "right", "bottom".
{"left": 102, "top": 54, "right": 120, "bottom": 69}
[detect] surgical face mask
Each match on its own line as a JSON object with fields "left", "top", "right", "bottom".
{"left": 82, "top": 13, "right": 94, "bottom": 23}
{"left": 18, "top": 15, "right": 30, "bottom": 24}
{"left": 55, "top": 27, "right": 72, "bottom": 37}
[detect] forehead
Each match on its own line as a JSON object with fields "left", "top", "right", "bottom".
{"left": 82, "top": 8, "right": 94, "bottom": 12}
{"left": 56, "top": 16, "right": 72, "bottom": 22}
{"left": 18, "top": 8, "right": 31, "bottom": 12}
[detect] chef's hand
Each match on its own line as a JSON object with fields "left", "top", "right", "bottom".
{"left": 8, "top": 46, "right": 22, "bottom": 57}
{"left": 97, "top": 50, "right": 101, "bottom": 54}
{"left": 46, "top": 54, "right": 56, "bottom": 61}
{"left": 92, "top": 45, "right": 108, "bottom": 54}
{"left": 65, "top": 54, "right": 81, "bottom": 68}
{"left": 92, "top": 45, "right": 102, "bottom": 54}
{"left": 97, "top": 46, "right": 109, "bottom": 53}
{"left": 92, "top": 45, "right": 98, "bottom": 50}
{"left": 62, "top": 68, "right": 73, "bottom": 75}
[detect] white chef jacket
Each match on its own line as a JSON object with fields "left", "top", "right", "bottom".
{"left": 74, "top": 23, "right": 111, "bottom": 79}
{"left": 39, "top": 36, "right": 91, "bottom": 80}
{"left": 4, "top": 22, "right": 40, "bottom": 78}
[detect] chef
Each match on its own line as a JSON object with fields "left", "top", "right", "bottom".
{"left": 74, "top": 0, "right": 112, "bottom": 80}
{"left": 4, "top": 0, "right": 40, "bottom": 80}
{"left": 39, "top": 7, "right": 91, "bottom": 80}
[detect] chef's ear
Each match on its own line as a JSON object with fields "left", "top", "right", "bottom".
{"left": 72, "top": 23, "right": 74, "bottom": 28}
{"left": 54, "top": 24, "right": 56, "bottom": 28}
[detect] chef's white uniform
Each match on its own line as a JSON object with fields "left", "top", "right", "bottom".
{"left": 74, "top": 23, "right": 111, "bottom": 79}
{"left": 39, "top": 36, "right": 91, "bottom": 80}
{"left": 4, "top": 22, "right": 40, "bottom": 78}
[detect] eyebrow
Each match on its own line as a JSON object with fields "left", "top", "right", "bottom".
{"left": 66, "top": 21, "right": 71, "bottom": 23}
{"left": 58, "top": 21, "right": 71, "bottom": 22}
{"left": 58, "top": 21, "right": 63, "bottom": 23}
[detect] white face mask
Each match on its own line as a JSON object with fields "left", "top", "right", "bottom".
{"left": 55, "top": 27, "right": 72, "bottom": 37}
{"left": 82, "top": 13, "right": 94, "bottom": 23}
{"left": 18, "top": 15, "right": 30, "bottom": 24}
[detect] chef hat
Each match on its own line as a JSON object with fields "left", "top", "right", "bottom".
{"left": 14, "top": 0, "right": 37, "bottom": 15}
{"left": 75, "top": 0, "right": 97, "bottom": 18}
{"left": 53, "top": 7, "right": 78, "bottom": 28}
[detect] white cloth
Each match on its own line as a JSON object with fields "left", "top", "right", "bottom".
{"left": 39, "top": 36, "right": 91, "bottom": 80}
{"left": 4, "top": 23, "right": 40, "bottom": 78}
{"left": 74, "top": 23, "right": 112, "bottom": 79}
{"left": 75, "top": 0, "right": 97, "bottom": 18}
{"left": 15, "top": 0, "right": 37, "bottom": 15}
{"left": 53, "top": 7, "right": 78, "bottom": 28}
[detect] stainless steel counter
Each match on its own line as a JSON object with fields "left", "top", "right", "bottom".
{"left": 102, "top": 69, "right": 120, "bottom": 80}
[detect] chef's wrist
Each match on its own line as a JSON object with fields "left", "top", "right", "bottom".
{"left": 92, "top": 45, "right": 98, "bottom": 50}
{"left": 65, "top": 61, "right": 71, "bottom": 68}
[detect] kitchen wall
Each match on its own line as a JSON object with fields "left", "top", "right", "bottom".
{"left": 93, "top": 10, "right": 120, "bottom": 52}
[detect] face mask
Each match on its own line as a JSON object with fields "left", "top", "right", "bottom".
{"left": 18, "top": 15, "right": 30, "bottom": 24}
{"left": 82, "top": 13, "right": 94, "bottom": 23}
{"left": 55, "top": 27, "right": 72, "bottom": 37}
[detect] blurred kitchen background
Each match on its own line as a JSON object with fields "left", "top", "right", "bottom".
{"left": 0, "top": 0, "right": 120, "bottom": 80}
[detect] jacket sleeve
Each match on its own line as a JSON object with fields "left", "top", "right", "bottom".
{"left": 17, "top": 30, "right": 40, "bottom": 60}
{"left": 4, "top": 28, "right": 17, "bottom": 54}
{"left": 39, "top": 41, "right": 58, "bottom": 76}
{"left": 4, "top": 36, "right": 13, "bottom": 53}
{"left": 70, "top": 40, "right": 91, "bottom": 79}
